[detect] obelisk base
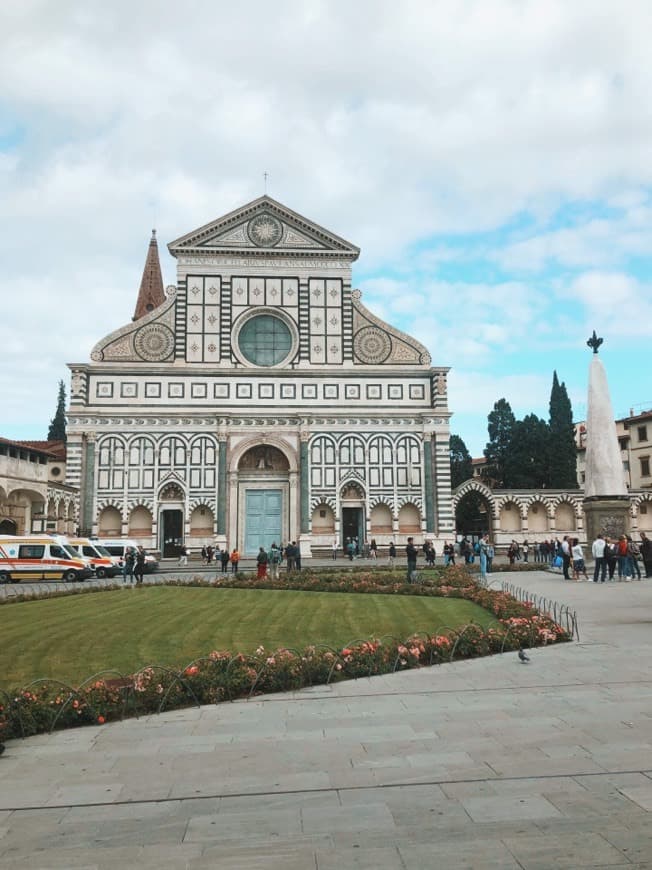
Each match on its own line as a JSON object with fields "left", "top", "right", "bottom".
{"left": 583, "top": 497, "right": 630, "bottom": 544}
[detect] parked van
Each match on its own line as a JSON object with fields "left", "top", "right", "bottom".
{"left": 95, "top": 539, "right": 159, "bottom": 573}
{"left": 0, "top": 537, "right": 94, "bottom": 583}
{"left": 64, "top": 537, "right": 120, "bottom": 578}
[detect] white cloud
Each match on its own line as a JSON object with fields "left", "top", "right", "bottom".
{"left": 0, "top": 0, "right": 651, "bottom": 446}
{"left": 566, "top": 272, "right": 652, "bottom": 336}
{"left": 494, "top": 202, "right": 652, "bottom": 272}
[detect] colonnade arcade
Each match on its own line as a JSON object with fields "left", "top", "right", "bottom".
{"left": 453, "top": 479, "right": 652, "bottom": 543}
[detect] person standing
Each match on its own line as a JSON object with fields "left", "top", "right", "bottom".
{"left": 406, "top": 536, "right": 418, "bottom": 583}
{"left": 331, "top": 537, "right": 338, "bottom": 560}
{"left": 134, "top": 547, "right": 146, "bottom": 585}
{"left": 561, "top": 536, "right": 571, "bottom": 580}
{"left": 522, "top": 540, "right": 529, "bottom": 563}
{"left": 369, "top": 538, "right": 378, "bottom": 559}
{"left": 256, "top": 546, "right": 268, "bottom": 579}
{"left": 269, "top": 543, "right": 281, "bottom": 580}
{"left": 230, "top": 548, "right": 239, "bottom": 573}
{"left": 604, "top": 537, "right": 617, "bottom": 580}
{"left": 479, "top": 534, "right": 489, "bottom": 582}
{"left": 285, "top": 542, "right": 295, "bottom": 571}
{"left": 627, "top": 536, "right": 642, "bottom": 580}
{"left": 571, "top": 538, "right": 588, "bottom": 581}
{"left": 123, "top": 547, "right": 135, "bottom": 584}
{"left": 388, "top": 541, "right": 396, "bottom": 566}
{"left": 293, "top": 541, "right": 302, "bottom": 571}
{"left": 616, "top": 535, "right": 629, "bottom": 580}
{"left": 640, "top": 532, "right": 652, "bottom": 578}
{"left": 178, "top": 545, "right": 188, "bottom": 568}
{"left": 591, "top": 534, "right": 606, "bottom": 583}
{"left": 220, "top": 547, "right": 229, "bottom": 573}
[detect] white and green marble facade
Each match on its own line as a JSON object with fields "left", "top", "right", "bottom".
{"left": 67, "top": 197, "right": 453, "bottom": 556}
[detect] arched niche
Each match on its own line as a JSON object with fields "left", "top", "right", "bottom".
{"left": 98, "top": 506, "right": 122, "bottom": 537}
{"left": 370, "top": 503, "right": 393, "bottom": 534}
{"left": 398, "top": 503, "right": 421, "bottom": 534}
{"left": 555, "top": 502, "right": 576, "bottom": 532}
{"left": 500, "top": 502, "right": 522, "bottom": 533}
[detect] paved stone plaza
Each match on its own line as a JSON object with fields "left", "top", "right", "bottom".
{"left": 1, "top": 570, "right": 651, "bottom": 869}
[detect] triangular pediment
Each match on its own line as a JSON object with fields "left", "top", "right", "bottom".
{"left": 168, "top": 196, "right": 359, "bottom": 260}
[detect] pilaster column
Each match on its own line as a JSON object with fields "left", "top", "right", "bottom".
{"left": 300, "top": 434, "right": 310, "bottom": 535}
{"left": 423, "top": 433, "right": 435, "bottom": 533}
{"left": 81, "top": 432, "right": 96, "bottom": 536}
{"left": 217, "top": 437, "right": 227, "bottom": 535}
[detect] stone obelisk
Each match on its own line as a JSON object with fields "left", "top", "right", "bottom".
{"left": 582, "top": 331, "right": 630, "bottom": 542}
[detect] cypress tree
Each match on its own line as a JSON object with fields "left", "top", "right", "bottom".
{"left": 505, "top": 414, "right": 551, "bottom": 488}
{"left": 483, "top": 398, "right": 516, "bottom": 487}
{"left": 548, "top": 371, "right": 577, "bottom": 488}
{"left": 47, "top": 380, "right": 67, "bottom": 442}
{"left": 450, "top": 434, "right": 473, "bottom": 488}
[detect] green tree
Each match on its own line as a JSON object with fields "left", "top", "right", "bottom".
{"left": 455, "top": 490, "right": 491, "bottom": 536}
{"left": 47, "top": 380, "right": 67, "bottom": 442}
{"left": 548, "top": 371, "right": 577, "bottom": 488}
{"left": 505, "top": 414, "right": 550, "bottom": 488}
{"left": 450, "top": 434, "right": 473, "bottom": 488}
{"left": 483, "top": 398, "right": 516, "bottom": 487}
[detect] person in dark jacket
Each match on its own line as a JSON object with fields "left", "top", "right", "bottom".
{"left": 406, "top": 537, "right": 418, "bottom": 583}
{"left": 134, "top": 547, "right": 146, "bottom": 584}
{"left": 640, "top": 532, "right": 652, "bottom": 578}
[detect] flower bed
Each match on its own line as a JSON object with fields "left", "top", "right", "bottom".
{"left": 0, "top": 566, "right": 570, "bottom": 741}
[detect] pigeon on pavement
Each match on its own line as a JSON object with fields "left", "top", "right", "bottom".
{"left": 518, "top": 648, "right": 530, "bottom": 663}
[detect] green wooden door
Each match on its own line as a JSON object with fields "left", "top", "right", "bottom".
{"left": 245, "top": 490, "right": 282, "bottom": 555}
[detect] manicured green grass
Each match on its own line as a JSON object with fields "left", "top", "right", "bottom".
{"left": 0, "top": 587, "right": 497, "bottom": 688}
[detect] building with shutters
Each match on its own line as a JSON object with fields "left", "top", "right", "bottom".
{"left": 66, "top": 197, "right": 454, "bottom": 557}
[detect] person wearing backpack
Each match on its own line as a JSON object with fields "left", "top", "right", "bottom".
{"left": 269, "top": 543, "right": 281, "bottom": 580}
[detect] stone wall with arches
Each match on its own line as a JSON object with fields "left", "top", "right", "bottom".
{"left": 91, "top": 431, "right": 221, "bottom": 546}
{"left": 309, "top": 431, "right": 427, "bottom": 548}
{"left": 452, "top": 478, "right": 652, "bottom": 544}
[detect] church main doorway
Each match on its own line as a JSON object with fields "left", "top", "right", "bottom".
{"left": 237, "top": 445, "right": 291, "bottom": 557}
{"left": 245, "top": 489, "right": 282, "bottom": 553}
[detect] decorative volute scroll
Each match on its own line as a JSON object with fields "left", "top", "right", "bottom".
{"left": 351, "top": 289, "right": 431, "bottom": 366}
{"left": 90, "top": 293, "right": 176, "bottom": 362}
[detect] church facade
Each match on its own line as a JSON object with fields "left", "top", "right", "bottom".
{"left": 66, "top": 197, "right": 453, "bottom": 556}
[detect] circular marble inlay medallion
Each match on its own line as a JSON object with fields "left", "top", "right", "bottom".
{"left": 353, "top": 326, "right": 392, "bottom": 364}
{"left": 134, "top": 324, "right": 175, "bottom": 361}
{"left": 247, "top": 213, "right": 283, "bottom": 247}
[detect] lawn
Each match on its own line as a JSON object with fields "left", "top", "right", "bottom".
{"left": 0, "top": 586, "right": 496, "bottom": 688}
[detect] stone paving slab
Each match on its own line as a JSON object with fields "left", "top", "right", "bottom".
{"left": 1, "top": 570, "right": 651, "bottom": 867}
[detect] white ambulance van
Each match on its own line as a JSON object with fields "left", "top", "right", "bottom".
{"left": 64, "top": 537, "right": 120, "bottom": 578}
{"left": 0, "top": 536, "right": 94, "bottom": 583}
{"left": 96, "top": 539, "right": 159, "bottom": 573}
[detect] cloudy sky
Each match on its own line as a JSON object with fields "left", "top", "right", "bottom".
{"left": 1, "top": 0, "right": 650, "bottom": 455}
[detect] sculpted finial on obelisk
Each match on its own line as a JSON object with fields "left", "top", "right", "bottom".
{"left": 587, "top": 330, "right": 603, "bottom": 354}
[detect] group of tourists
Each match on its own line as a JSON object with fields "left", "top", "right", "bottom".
{"left": 588, "top": 532, "right": 652, "bottom": 582}
{"left": 198, "top": 545, "right": 240, "bottom": 572}
{"left": 255, "top": 541, "right": 302, "bottom": 578}
{"left": 122, "top": 546, "right": 147, "bottom": 584}
{"left": 554, "top": 532, "right": 652, "bottom": 582}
